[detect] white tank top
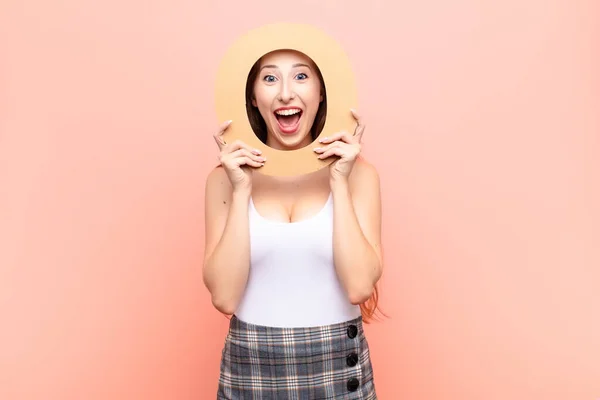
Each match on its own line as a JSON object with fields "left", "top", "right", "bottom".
{"left": 234, "top": 193, "right": 362, "bottom": 327}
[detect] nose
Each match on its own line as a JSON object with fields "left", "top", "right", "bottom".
{"left": 277, "top": 80, "right": 296, "bottom": 103}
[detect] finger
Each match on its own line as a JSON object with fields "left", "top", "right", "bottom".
{"left": 350, "top": 109, "right": 366, "bottom": 141}
{"left": 350, "top": 109, "right": 364, "bottom": 125}
{"left": 318, "top": 131, "right": 353, "bottom": 144}
{"left": 226, "top": 148, "right": 266, "bottom": 163}
{"left": 313, "top": 141, "right": 344, "bottom": 154}
{"left": 218, "top": 120, "right": 233, "bottom": 134}
{"left": 213, "top": 120, "right": 232, "bottom": 149}
{"left": 213, "top": 134, "right": 226, "bottom": 149}
{"left": 316, "top": 146, "right": 346, "bottom": 160}
{"left": 355, "top": 124, "right": 365, "bottom": 143}
{"left": 224, "top": 140, "right": 263, "bottom": 156}
{"left": 236, "top": 156, "right": 264, "bottom": 168}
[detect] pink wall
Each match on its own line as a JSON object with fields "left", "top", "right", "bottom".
{"left": 1, "top": 1, "right": 599, "bottom": 399}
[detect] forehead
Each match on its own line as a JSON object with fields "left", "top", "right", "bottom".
{"left": 259, "top": 49, "right": 314, "bottom": 68}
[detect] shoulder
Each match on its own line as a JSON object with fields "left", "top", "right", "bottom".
{"left": 205, "top": 166, "right": 233, "bottom": 198}
{"left": 349, "top": 157, "right": 380, "bottom": 191}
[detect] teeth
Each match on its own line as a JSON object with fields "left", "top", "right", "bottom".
{"left": 275, "top": 109, "right": 301, "bottom": 116}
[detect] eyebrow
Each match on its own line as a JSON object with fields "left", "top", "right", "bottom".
{"left": 260, "top": 63, "right": 312, "bottom": 71}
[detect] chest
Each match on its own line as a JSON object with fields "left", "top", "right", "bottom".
{"left": 248, "top": 194, "right": 334, "bottom": 265}
{"left": 251, "top": 170, "right": 331, "bottom": 223}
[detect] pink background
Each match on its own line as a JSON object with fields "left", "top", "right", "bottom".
{"left": 1, "top": 1, "right": 599, "bottom": 399}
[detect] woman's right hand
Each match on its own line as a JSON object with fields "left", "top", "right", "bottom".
{"left": 213, "top": 120, "right": 265, "bottom": 192}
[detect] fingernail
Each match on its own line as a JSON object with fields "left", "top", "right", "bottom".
{"left": 319, "top": 137, "right": 327, "bottom": 143}
{"left": 226, "top": 120, "right": 233, "bottom": 124}
{"left": 252, "top": 149, "right": 262, "bottom": 155}
{"left": 259, "top": 157, "right": 266, "bottom": 161}
{"left": 313, "top": 147, "right": 321, "bottom": 152}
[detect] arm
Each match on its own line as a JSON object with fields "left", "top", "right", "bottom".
{"left": 202, "top": 166, "right": 252, "bottom": 314}
{"left": 331, "top": 158, "right": 383, "bottom": 304}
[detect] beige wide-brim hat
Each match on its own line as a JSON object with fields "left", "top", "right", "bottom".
{"left": 214, "top": 22, "right": 358, "bottom": 177}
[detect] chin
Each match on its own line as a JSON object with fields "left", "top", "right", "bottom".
{"left": 277, "top": 132, "right": 313, "bottom": 150}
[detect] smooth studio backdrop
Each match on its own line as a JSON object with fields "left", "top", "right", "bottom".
{"left": 1, "top": 1, "right": 599, "bottom": 399}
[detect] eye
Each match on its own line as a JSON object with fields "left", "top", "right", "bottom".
{"left": 296, "top": 73, "right": 308, "bottom": 80}
{"left": 263, "top": 75, "right": 277, "bottom": 83}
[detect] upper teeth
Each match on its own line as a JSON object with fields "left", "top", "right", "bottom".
{"left": 276, "top": 109, "right": 301, "bottom": 116}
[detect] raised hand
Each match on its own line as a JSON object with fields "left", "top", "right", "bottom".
{"left": 313, "top": 109, "right": 365, "bottom": 182}
{"left": 213, "top": 120, "right": 266, "bottom": 192}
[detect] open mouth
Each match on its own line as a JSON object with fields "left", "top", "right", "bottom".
{"left": 274, "top": 108, "right": 303, "bottom": 135}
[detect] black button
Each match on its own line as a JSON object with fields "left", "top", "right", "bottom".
{"left": 347, "top": 324, "right": 358, "bottom": 339}
{"left": 347, "top": 377, "right": 360, "bottom": 392}
{"left": 346, "top": 352, "right": 359, "bottom": 367}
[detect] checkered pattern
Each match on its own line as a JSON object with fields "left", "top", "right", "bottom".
{"left": 217, "top": 315, "right": 377, "bottom": 399}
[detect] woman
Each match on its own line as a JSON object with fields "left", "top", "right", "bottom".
{"left": 203, "top": 49, "right": 383, "bottom": 399}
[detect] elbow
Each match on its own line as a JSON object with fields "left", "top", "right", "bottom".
{"left": 347, "top": 264, "right": 381, "bottom": 305}
{"left": 348, "top": 285, "right": 374, "bottom": 305}
{"left": 211, "top": 295, "right": 238, "bottom": 315}
{"left": 203, "top": 267, "right": 237, "bottom": 315}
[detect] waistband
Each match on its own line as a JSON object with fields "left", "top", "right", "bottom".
{"left": 228, "top": 314, "right": 364, "bottom": 338}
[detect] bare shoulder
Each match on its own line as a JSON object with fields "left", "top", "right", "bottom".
{"left": 349, "top": 157, "right": 380, "bottom": 192}
{"left": 205, "top": 166, "right": 233, "bottom": 198}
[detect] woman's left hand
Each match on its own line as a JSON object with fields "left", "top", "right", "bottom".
{"left": 313, "top": 109, "right": 365, "bottom": 182}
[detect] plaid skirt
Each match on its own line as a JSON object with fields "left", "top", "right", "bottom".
{"left": 217, "top": 315, "right": 377, "bottom": 399}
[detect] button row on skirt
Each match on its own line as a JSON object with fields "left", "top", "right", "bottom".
{"left": 346, "top": 324, "right": 360, "bottom": 392}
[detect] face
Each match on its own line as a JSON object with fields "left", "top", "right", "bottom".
{"left": 251, "top": 50, "right": 323, "bottom": 150}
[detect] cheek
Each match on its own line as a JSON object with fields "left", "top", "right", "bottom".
{"left": 253, "top": 84, "right": 272, "bottom": 104}
{"left": 311, "top": 82, "right": 323, "bottom": 103}
{"left": 253, "top": 91, "right": 271, "bottom": 113}
{"left": 301, "top": 84, "right": 321, "bottom": 109}
{"left": 257, "top": 105, "right": 272, "bottom": 122}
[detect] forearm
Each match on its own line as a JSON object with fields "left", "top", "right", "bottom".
{"left": 203, "top": 190, "right": 251, "bottom": 314}
{"left": 331, "top": 179, "right": 381, "bottom": 304}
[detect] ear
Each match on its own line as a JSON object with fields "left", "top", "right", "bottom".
{"left": 320, "top": 93, "right": 324, "bottom": 102}
{"left": 251, "top": 97, "right": 257, "bottom": 107}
